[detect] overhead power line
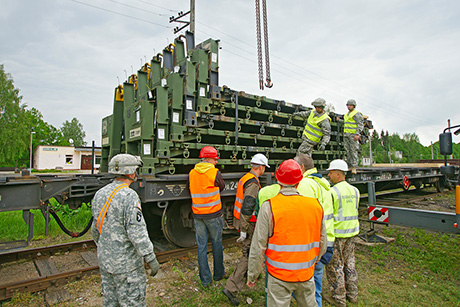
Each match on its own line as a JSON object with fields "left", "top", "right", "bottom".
{"left": 69, "top": 0, "right": 171, "bottom": 28}
{"left": 195, "top": 24, "right": 433, "bottom": 126}
{"left": 104, "top": 0, "right": 170, "bottom": 17}
{"left": 132, "top": 0, "right": 179, "bottom": 13}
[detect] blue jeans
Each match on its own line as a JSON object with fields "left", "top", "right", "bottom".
{"left": 194, "top": 216, "right": 225, "bottom": 286}
{"left": 314, "top": 261, "right": 325, "bottom": 307}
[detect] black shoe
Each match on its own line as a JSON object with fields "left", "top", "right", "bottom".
{"left": 222, "top": 288, "right": 239, "bottom": 306}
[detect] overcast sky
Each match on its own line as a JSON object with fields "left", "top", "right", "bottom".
{"left": 2, "top": 0, "right": 460, "bottom": 147}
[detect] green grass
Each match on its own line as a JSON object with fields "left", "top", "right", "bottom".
{"left": 0, "top": 198, "right": 92, "bottom": 242}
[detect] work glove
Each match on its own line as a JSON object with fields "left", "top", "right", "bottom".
{"left": 318, "top": 144, "right": 326, "bottom": 151}
{"left": 236, "top": 232, "right": 247, "bottom": 243}
{"left": 147, "top": 258, "right": 160, "bottom": 277}
{"left": 293, "top": 112, "right": 300, "bottom": 117}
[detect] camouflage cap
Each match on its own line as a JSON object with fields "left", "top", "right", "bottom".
{"left": 108, "top": 154, "right": 143, "bottom": 175}
{"left": 346, "top": 99, "right": 357, "bottom": 106}
{"left": 311, "top": 97, "right": 326, "bottom": 108}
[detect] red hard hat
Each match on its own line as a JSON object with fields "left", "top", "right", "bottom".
{"left": 275, "top": 159, "right": 303, "bottom": 185}
{"left": 199, "top": 146, "right": 219, "bottom": 159}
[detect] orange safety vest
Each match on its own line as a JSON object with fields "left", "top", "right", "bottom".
{"left": 189, "top": 168, "right": 222, "bottom": 216}
{"left": 233, "top": 172, "right": 260, "bottom": 222}
{"left": 266, "top": 193, "right": 323, "bottom": 282}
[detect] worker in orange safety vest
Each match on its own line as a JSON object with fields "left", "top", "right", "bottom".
{"left": 188, "top": 146, "right": 226, "bottom": 288}
{"left": 223, "top": 153, "right": 269, "bottom": 306}
{"left": 247, "top": 159, "right": 327, "bottom": 307}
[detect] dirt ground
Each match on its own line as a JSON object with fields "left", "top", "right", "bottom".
{"left": 1, "top": 246, "right": 245, "bottom": 307}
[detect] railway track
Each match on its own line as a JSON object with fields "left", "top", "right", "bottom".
{"left": 0, "top": 188, "right": 453, "bottom": 302}
{"left": 360, "top": 187, "right": 449, "bottom": 207}
{"left": 0, "top": 237, "right": 238, "bottom": 302}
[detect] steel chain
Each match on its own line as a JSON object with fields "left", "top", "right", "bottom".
{"left": 255, "top": 0, "right": 264, "bottom": 90}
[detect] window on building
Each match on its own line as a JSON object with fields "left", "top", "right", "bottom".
{"left": 66, "top": 155, "right": 73, "bottom": 165}
{"left": 95, "top": 156, "right": 102, "bottom": 164}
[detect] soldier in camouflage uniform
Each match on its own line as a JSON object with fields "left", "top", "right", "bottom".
{"left": 294, "top": 98, "right": 331, "bottom": 156}
{"left": 92, "top": 154, "right": 159, "bottom": 307}
{"left": 342, "top": 99, "right": 364, "bottom": 174}
{"left": 325, "top": 160, "right": 359, "bottom": 307}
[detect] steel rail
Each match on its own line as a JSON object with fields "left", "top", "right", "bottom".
{"left": 0, "top": 237, "right": 237, "bottom": 301}
{"left": 0, "top": 240, "right": 96, "bottom": 265}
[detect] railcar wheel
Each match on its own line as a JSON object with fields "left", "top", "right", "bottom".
{"left": 161, "top": 201, "right": 196, "bottom": 248}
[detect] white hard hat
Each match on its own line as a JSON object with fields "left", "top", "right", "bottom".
{"left": 327, "top": 159, "right": 348, "bottom": 172}
{"left": 250, "top": 153, "right": 270, "bottom": 168}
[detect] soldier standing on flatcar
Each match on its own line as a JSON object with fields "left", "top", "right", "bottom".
{"left": 342, "top": 99, "right": 364, "bottom": 174}
{"left": 325, "top": 159, "right": 360, "bottom": 307}
{"left": 92, "top": 154, "right": 159, "bottom": 307}
{"left": 247, "top": 159, "right": 326, "bottom": 307}
{"left": 188, "top": 146, "right": 226, "bottom": 288}
{"left": 294, "top": 97, "right": 332, "bottom": 157}
{"left": 223, "top": 153, "right": 269, "bottom": 306}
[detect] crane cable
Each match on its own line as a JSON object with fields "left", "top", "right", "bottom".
{"left": 255, "top": 0, "right": 273, "bottom": 90}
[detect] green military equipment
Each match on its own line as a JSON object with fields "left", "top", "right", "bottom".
{"left": 100, "top": 32, "right": 371, "bottom": 175}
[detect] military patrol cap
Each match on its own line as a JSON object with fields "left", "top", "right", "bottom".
{"left": 311, "top": 97, "right": 326, "bottom": 108}
{"left": 108, "top": 154, "right": 143, "bottom": 175}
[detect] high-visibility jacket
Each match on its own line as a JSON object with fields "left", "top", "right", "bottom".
{"left": 255, "top": 184, "right": 280, "bottom": 217}
{"left": 189, "top": 167, "right": 222, "bottom": 216}
{"left": 265, "top": 193, "right": 323, "bottom": 282}
{"left": 330, "top": 181, "right": 360, "bottom": 238}
{"left": 233, "top": 172, "right": 260, "bottom": 222}
{"left": 297, "top": 168, "right": 335, "bottom": 247}
{"left": 344, "top": 109, "right": 360, "bottom": 134}
{"left": 303, "top": 111, "right": 331, "bottom": 143}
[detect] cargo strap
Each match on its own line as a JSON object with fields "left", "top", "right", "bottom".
{"left": 96, "top": 183, "right": 129, "bottom": 234}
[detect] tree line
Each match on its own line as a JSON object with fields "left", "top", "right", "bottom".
{"left": 0, "top": 65, "right": 86, "bottom": 168}
{"left": 361, "top": 130, "right": 460, "bottom": 164}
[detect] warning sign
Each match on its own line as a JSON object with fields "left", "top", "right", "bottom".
{"left": 368, "top": 206, "right": 389, "bottom": 223}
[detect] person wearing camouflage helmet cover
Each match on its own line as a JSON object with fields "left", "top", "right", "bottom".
{"left": 92, "top": 154, "right": 159, "bottom": 307}
{"left": 293, "top": 98, "right": 332, "bottom": 156}
{"left": 342, "top": 99, "right": 364, "bottom": 174}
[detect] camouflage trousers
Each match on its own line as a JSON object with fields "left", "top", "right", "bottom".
{"left": 297, "top": 137, "right": 317, "bottom": 157}
{"left": 325, "top": 237, "right": 358, "bottom": 305}
{"left": 344, "top": 134, "right": 359, "bottom": 168}
{"left": 225, "top": 224, "right": 254, "bottom": 295}
{"left": 100, "top": 265, "right": 147, "bottom": 307}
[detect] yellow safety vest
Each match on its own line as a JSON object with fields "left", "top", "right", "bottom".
{"left": 330, "top": 181, "right": 360, "bottom": 238}
{"left": 297, "top": 169, "right": 335, "bottom": 247}
{"left": 303, "top": 112, "right": 331, "bottom": 143}
{"left": 255, "top": 184, "right": 280, "bottom": 217}
{"left": 344, "top": 109, "right": 360, "bottom": 134}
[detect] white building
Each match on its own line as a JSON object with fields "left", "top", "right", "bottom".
{"left": 361, "top": 156, "right": 372, "bottom": 166}
{"left": 33, "top": 145, "right": 101, "bottom": 171}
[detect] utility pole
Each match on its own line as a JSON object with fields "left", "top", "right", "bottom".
{"left": 388, "top": 144, "right": 392, "bottom": 164}
{"left": 190, "top": 0, "right": 195, "bottom": 34}
{"left": 448, "top": 119, "right": 453, "bottom": 159}
{"left": 431, "top": 141, "right": 434, "bottom": 159}
{"left": 169, "top": 0, "right": 195, "bottom": 34}
{"left": 29, "top": 131, "right": 35, "bottom": 170}
{"left": 369, "top": 133, "right": 373, "bottom": 166}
